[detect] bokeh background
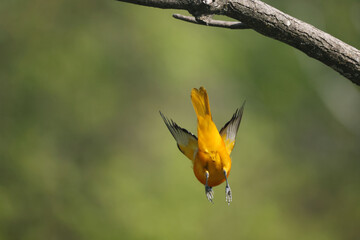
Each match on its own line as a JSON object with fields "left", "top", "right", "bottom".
{"left": 1, "top": 0, "right": 360, "bottom": 239}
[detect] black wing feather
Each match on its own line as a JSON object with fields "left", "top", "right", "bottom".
{"left": 219, "top": 101, "right": 246, "bottom": 144}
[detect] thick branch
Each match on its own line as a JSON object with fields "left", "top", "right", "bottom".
{"left": 226, "top": 0, "right": 360, "bottom": 85}
{"left": 117, "top": 0, "right": 360, "bottom": 85}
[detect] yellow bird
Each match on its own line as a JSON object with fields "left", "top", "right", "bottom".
{"left": 160, "top": 87, "right": 245, "bottom": 204}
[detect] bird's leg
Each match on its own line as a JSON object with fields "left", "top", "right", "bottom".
{"left": 223, "top": 169, "right": 232, "bottom": 205}
{"left": 204, "top": 170, "right": 214, "bottom": 203}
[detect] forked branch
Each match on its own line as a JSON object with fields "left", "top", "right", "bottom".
{"left": 117, "top": 0, "right": 360, "bottom": 85}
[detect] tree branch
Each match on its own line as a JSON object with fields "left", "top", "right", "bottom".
{"left": 117, "top": 0, "right": 360, "bottom": 85}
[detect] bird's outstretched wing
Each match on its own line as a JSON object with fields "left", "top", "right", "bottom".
{"left": 219, "top": 101, "right": 245, "bottom": 155}
{"left": 160, "top": 112, "right": 198, "bottom": 162}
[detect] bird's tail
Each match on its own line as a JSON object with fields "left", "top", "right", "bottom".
{"left": 191, "top": 87, "right": 212, "bottom": 119}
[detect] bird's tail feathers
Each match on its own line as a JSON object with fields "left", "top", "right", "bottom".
{"left": 191, "top": 87, "right": 212, "bottom": 119}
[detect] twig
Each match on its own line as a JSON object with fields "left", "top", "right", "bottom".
{"left": 173, "top": 14, "right": 249, "bottom": 29}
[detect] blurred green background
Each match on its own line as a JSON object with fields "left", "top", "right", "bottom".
{"left": 1, "top": 0, "right": 360, "bottom": 239}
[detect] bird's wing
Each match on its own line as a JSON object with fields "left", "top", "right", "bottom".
{"left": 160, "top": 112, "right": 198, "bottom": 162}
{"left": 219, "top": 101, "right": 245, "bottom": 155}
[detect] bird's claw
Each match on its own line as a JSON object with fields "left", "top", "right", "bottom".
{"left": 225, "top": 185, "right": 232, "bottom": 205}
{"left": 205, "top": 185, "right": 214, "bottom": 203}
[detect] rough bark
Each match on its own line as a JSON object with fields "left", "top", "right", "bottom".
{"left": 117, "top": 0, "right": 360, "bottom": 85}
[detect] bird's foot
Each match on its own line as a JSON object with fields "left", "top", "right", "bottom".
{"left": 205, "top": 185, "right": 214, "bottom": 203}
{"left": 225, "top": 185, "right": 232, "bottom": 205}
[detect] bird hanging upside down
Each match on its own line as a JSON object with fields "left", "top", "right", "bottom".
{"left": 160, "top": 87, "right": 245, "bottom": 205}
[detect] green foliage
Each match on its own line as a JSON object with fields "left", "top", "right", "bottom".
{"left": 0, "top": 0, "right": 359, "bottom": 239}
